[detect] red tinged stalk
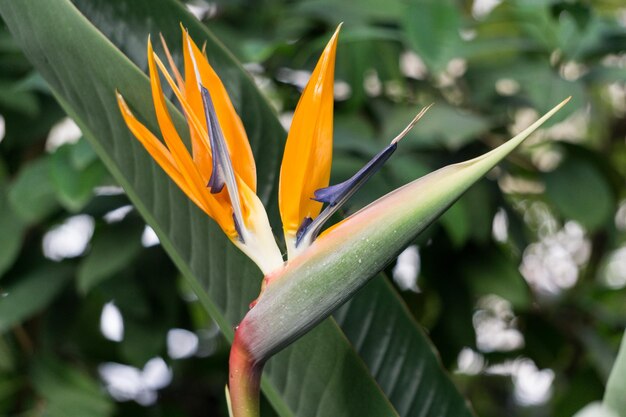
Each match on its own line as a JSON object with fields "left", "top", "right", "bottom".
{"left": 229, "top": 324, "right": 263, "bottom": 417}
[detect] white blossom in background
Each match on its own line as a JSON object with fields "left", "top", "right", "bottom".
{"left": 94, "top": 185, "right": 125, "bottom": 196}
{"left": 601, "top": 247, "right": 626, "bottom": 290}
{"left": 364, "top": 69, "right": 382, "bottom": 96}
{"left": 100, "top": 302, "right": 124, "bottom": 342}
{"left": 486, "top": 358, "right": 555, "bottom": 406}
{"left": 492, "top": 208, "right": 509, "bottom": 243}
{"left": 276, "top": 68, "right": 312, "bottom": 90}
{"left": 446, "top": 58, "right": 467, "bottom": 78}
{"left": 615, "top": 200, "right": 626, "bottom": 231}
{"left": 399, "top": 51, "right": 428, "bottom": 80}
{"left": 0, "top": 114, "right": 5, "bottom": 143}
{"left": 456, "top": 347, "right": 485, "bottom": 375}
{"left": 99, "top": 357, "right": 172, "bottom": 406}
{"left": 392, "top": 245, "right": 420, "bottom": 292}
{"left": 333, "top": 80, "right": 352, "bottom": 101}
{"left": 278, "top": 111, "right": 294, "bottom": 131}
{"left": 42, "top": 215, "right": 95, "bottom": 261}
{"left": 511, "top": 359, "right": 555, "bottom": 406}
{"left": 472, "top": 0, "right": 502, "bottom": 19}
{"left": 495, "top": 78, "right": 520, "bottom": 96}
{"left": 141, "top": 225, "right": 160, "bottom": 247}
{"left": 167, "top": 328, "right": 199, "bottom": 359}
{"left": 103, "top": 205, "right": 134, "bottom": 223}
{"left": 520, "top": 221, "right": 591, "bottom": 296}
{"left": 473, "top": 295, "right": 524, "bottom": 352}
{"left": 45, "top": 117, "right": 82, "bottom": 152}
{"left": 185, "top": 1, "right": 216, "bottom": 20}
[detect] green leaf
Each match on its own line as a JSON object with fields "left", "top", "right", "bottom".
{"left": 334, "top": 278, "right": 473, "bottom": 417}
{"left": 544, "top": 152, "right": 614, "bottom": 231}
{"left": 384, "top": 104, "right": 491, "bottom": 152}
{"left": 0, "top": 337, "right": 14, "bottom": 372}
{"left": 77, "top": 219, "right": 143, "bottom": 294}
{"left": 464, "top": 249, "right": 531, "bottom": 309}
{"left": 402, "top": 0, "right": 462, "bottom": 73}
{"left": 32, "top": 357, "right": 114, "bottom": 417}
{"left": 604, "top": 330, "right": 626, "bottom": 415}
{"left": 8, "top": 157, "right": 59, "bottom": 225}
{"left": 0, "top": 77, "right": 39, "bottom": 116}
{"left": 440, "top": 198, "right": 471, "bottom": 248}
{"left": 51, "top": 143, "right": 107, "bottom": 212}
{"left": 0, "top": 183, "right": 25, "bottom": 277}
{"left": 0, "top": 265, "right": 72, "bottom": 334}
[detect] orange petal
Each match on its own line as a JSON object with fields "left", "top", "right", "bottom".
{"left": 159, "top": 33, "right": 185, "bottom": 92}
{"left": 278, "top": 25, "right": 340, "bottom": 237}
{"left": 147, "top": 39, "right": 237, "bottom": 238}
{"left": 116, "top": 92, "right": 208, "bottom": 214}
{"left": 151, "top": 52, "right": 235, "bottom": 213}
{"left": 182, "top": 29, "right": 256, "bottom": 192}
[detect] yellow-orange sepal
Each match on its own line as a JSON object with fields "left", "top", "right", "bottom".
{"left": 278, "top": 25, "right": 341, "bottom": 257}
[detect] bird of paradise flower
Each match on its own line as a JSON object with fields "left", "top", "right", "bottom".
{"left": 117, "top": 25, "right": 568, "bottom": 417}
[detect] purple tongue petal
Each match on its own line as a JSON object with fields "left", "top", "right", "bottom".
{"left": 202, "top": 86, "right": 227, "bottom": 194}
{"left": 200, "top": 85, "right": 246, "bottom": 242}
{"left": 296, "top": 104, "right": 432, "bottom": 248}
{"left": 295, "top": 143, "right": 396, "bottom": 247}
{"left": 313, "top": 143, "right": 397, "bottom": 206}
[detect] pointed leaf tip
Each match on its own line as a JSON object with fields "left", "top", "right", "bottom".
{"left": 391, "top": 103, "right": 433, "bottom": 145}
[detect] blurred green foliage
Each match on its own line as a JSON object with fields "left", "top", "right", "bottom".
{"left": 1, "top": 0, "right": 625, "bottom": 416}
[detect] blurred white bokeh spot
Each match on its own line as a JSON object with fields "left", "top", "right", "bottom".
{"left": 0, "top": 114, "right": 5, "bottom": 143}
{"left": 185, "top": 1, "right": 216, "bottom": 20}
{"left": 456, "top": 347, "right": 485, "bottom": 375}
{"left": 512, "top": 359, "right": 555, "bottom": 406}
{"left": 614, "top": 200, "right": 626, "bottom": 231}
{"left": 495, "top": 78, "right": 520, "bottom": 96}
{"left": 278, "top": 111, "right": 294, "bottom": 131}
{"left": 492, "top": 208, "right": 509, "bottom": 243}
{"left": 487, "top": 358, "right": 554, "bottom": 406}
{"left": 42, "top": 215, "right": 95, "bottom": 261}
{"left": 100, "top": 302, "right": 124, "bottom": 342}
{"left": 520, "top": 221, "right": 591, "bottom": 296}
{"left": 141, "top": 225, "right": 160, "bottom": 247}
{"left": 276, "top": 67, "right": 311, "bottom": 91}
{"left": 334, "top": 80, "right": 352, "bottom": 101}
{"left": 167, "top": 328, "right": 199, "bottom": 359}
{"left": 46, "top": 117, "right": 82, "bottom": 152}
{"left": 474, "top": 295, "right": 524, "bottom": 352}
{"left": 472, "top": 0, "right": 502, "bottom": 19}
{"left": 601, "top": 247, "right": 626, "bottom": 289}
{"left": 400, "top": 51, "right": 428, "bottom": 80}
{"left": 99, "top": 357, "right": 172, "bottom": 406}
{"left": 392, "top": 245, "right": 420, "bottom": 292}
{"left": 103, "top": 205, "right": 133, "bottom": 223}
{"left": 94, "top": 185, "right": 125, "bottom": 196}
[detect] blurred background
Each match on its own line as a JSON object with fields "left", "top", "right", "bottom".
{"left": 1, "top": 0, "right": 625, "bottom": 416}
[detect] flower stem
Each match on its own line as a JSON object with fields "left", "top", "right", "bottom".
{"left": 229, "top": 325, "right": 263, "bottom": 417}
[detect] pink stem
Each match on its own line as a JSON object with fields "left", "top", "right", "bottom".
{"left": 229, "top": 325, "right": 263, "bottom": 417}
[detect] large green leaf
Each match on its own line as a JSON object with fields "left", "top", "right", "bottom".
{"left": 0, "top": 1, "right": 472, "bottom": 415}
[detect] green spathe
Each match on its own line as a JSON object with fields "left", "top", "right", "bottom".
{"left": 242, "top": 97, "right": 570, "bottom": 362}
